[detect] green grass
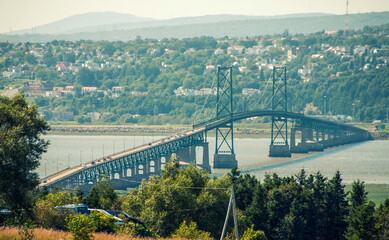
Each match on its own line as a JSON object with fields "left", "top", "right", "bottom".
{"left": 345, "top": 184, "right": 389, "bottom": 206}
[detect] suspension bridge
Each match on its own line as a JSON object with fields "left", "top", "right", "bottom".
{"left": 39, "top": 66, "right": 371, "bottom": 190}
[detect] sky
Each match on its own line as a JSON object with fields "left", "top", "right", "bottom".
{"left": 1, "top": 0, "right": 389, "bottom": 33}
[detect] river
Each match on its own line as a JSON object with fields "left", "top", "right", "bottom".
{"left": 38, "top": 135, "right": 389, "bottom": 184}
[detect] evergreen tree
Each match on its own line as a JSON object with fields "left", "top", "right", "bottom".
{"left": 345, "top": 180, "right": 378, "bottom": 240}
{"left": 324, "top": 171, "right": 349, "bottom": 240}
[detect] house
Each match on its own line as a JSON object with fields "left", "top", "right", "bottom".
{"left": 214, "top": 48, "right": 224, "bottom": 55}
{"left": 81, "top": 87, "right": 98, "bottom": 93}
{"left": 112, "top": 86, "right": 123, "bottom": 92}
{"left": 227, "top": 46, "right": 244, "bottom": 55}
{"left": 242, "top": 88, "right": 260, "bottom": 95}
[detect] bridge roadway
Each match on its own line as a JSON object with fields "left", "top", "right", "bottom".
{"left": 39, "top": 126, "right": 206, "bottom": 188}
{"left": 39, "top": 110, "right": 368, "bottom": 188}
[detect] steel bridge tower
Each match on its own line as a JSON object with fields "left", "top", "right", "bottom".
{"left": 268, "top": 66, "right": 292, "bottom": 157}
{"left": 213, "top": 66, "right": 237, "bottom": 168}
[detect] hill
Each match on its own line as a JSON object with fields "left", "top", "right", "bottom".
{"left": 11, "top": 12, "right": 155, "bottom": 35}
{"left": 3, "top": 12, "right": 389, "bottom": 42}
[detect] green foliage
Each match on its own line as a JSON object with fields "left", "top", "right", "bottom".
{"left": 37, "top": 191, "right": 79, "bottom": 208}
{"left": 117, "top": 222, "right": 159, "bottom": 238}
{"left": 84, "top": 177, "right": 117, "bottom": 209}
{"left": 89, "top": 211, "right": 116, "bottom": 233}
{"left": 375, "top": 199, "right": 389, "bottom": 239}
{"left": 0, "top": 94, "right": 50, "bottom": 214}
{"left": 122, "top": 158, "right": 230, "bottom": 238}
{"left": 171, "top": 221, "right": 212, "bottom": 240}
{"left": 67, "top": 214, "right": 96, "bottom": 240}
{"left": 34, "top": 191, "right": 80, "bottom": 230}
{"left": 241, "top": 225, "right": 267, "bottom": 240}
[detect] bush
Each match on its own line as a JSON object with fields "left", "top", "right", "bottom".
{"left": 67, "top": 214, "right": 96, "bottom": 240}
{"left": 34, "top": 191, "right": 80, "bottom": 230}
{"left": 171, "top": 221, "right": 212, "bottom": 240}
{"left": 117, "top": 221, "right": 159, "bottom": 238}
{"left": 34, "top": 203, "right": 71, "bottom": 230}
{"left": 241, "top": 225, "right": 267, "bottom": 240}
{"left": 89, "top": 211, "right": 116, "bottom": 233}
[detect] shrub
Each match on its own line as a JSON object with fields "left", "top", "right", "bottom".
{"left": 67, "top": 214, "right": 96, "bottom": 240}
{"left": 117, "top": 222, "right": 159, "bottom": 238}
{"left": 241, "top": 225, "right": 267, "bottom": 240}
{"left": 34, "top": 203, "right": 71, "bottom": 230}
{"left": 89, "top": 211, "right": 116, "bottom": 233}
{"left": 171, "top": 221, "right": 212, "bottom": 240}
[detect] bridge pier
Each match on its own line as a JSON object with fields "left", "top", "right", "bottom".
{"left": 268, "top": 145, "right": 291, "bottom": 157}
{"left": 176, "top": 147, "right": 196, "bottom": 164}
{"left": 197, "top": 142, "right": 211, "bottom": 172}
{"left": 290, "top": 127, "right": 324, "bottom": 153}
{"left": 213, "top": 154, "right": 237, "bottom": 168}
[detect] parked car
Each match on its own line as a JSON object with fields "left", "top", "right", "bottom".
{"left": 89, "top": 208, "right": 123, "bottom": 225}
{"left": 106, "top": 210, "right": 145, "bottom": 226}
{"left": 55, "top": 204, "right": 90, "bottom": 215}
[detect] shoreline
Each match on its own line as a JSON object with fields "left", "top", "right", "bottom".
{"left": 47, "top": 124, "right": 273, "bottom": 138}
{"left": 48, "top": 124, "right": 388, "bottom": 140}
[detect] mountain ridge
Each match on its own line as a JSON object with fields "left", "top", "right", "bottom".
{"left": 9, "top": 12, "right": 333, "bottom": 35}
{"left": 2, "top": 11, "right": 388, "bottom": 42}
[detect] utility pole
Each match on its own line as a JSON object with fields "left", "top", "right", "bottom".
{"left": 220, "top": 186, "right": 239, "bottom": 240}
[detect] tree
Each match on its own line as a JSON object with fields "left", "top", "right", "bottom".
{"left": 345, "top": 180, "right": 378, "bottom": 240}
{"left": 84, "top": 177, "right": 117, "bottom": 209}
{"left": 325, "top": 171, "right": 349, "bottom": 240}
{"left": 0, "top": 94, "right": 49, "bottom": 213}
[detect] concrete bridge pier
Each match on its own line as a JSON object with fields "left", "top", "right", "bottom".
{"left": 176, "top": 147, "right": 196, "bottom": 164}
{"left": 306, "top": 129, "right": 324, "bottom": 151}
{"left": 213, "top": 153, "right": 237, "bottom": 168}
{"left": 290, "top": 127, "right": 308, "bottom": 153}
{"left": 197, "top": 142, "right": 211, "bottom": 173}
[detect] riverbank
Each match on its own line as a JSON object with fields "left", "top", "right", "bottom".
{"left": 48, "top": 124, "right": 273, "bottom": 138}
{"left": 48, "top": 124, "right": 388, "bottom": 139}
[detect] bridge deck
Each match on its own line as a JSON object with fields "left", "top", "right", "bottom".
{"left": 39, "top": 127, "right": 206, "bottom": 187}
{"left": 39, "top": 110, "right": 368, "bottom": 188}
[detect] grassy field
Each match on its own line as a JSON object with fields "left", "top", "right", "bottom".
{"left": 0, "top": 227, "right": 167, "bottom": 240}
{"left": 345, "top": 184, "right": 389, "bottom": 206}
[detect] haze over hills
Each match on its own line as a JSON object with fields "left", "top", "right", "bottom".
{"left": 9, "top": 12, "right": 333, "bottom": 35}
{"left": 1, "top": 11, "right": 388, "bottom": 42}
{"left": 11, "top": 12, "right": 155, "bottom": 35}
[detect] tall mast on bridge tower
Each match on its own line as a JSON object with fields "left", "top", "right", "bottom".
{"left": 268, "top": 66, "right": 291, "bottom": 157}
{"left": 213, "top": 66, "right": 237, "bottom": 168}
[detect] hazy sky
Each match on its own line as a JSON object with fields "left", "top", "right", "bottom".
{"left": 1, "top": 0, "right": 389, "bottom": 33}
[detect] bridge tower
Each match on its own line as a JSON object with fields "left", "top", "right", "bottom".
{"left": 213, "top": 66, "right": 237, "bottom": 168}
{"left": 268, "top": 66, "right": 292, "bottom": 157}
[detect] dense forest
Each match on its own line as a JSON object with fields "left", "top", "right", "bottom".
{"left": 2, "top": 161, "right": 389, "bottom": 239}
{"left": 0, "top": 24, "right": 388, "bottom": 125}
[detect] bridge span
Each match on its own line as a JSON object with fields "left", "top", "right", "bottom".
{"left": 39, "top": 110, "right": 370, "bottom": 190}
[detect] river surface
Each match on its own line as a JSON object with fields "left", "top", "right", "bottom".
{"left": 38, "top": 135, "right": 389, "bottom": 184}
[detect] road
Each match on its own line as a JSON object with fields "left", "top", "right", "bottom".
{"left": 39, "top": 127, "right": 205, "bottom": 187}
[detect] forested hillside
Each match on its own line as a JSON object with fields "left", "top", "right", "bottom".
{"left": 0, "top": 24, "right": 388, "bottom": 124}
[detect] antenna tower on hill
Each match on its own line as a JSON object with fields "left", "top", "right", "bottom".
{"left": 345, "top": 0, "right": 350, "bottom": 30}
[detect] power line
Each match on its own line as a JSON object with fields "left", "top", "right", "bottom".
{"left": 119, "top": 178, "right": 229, "bottom": 190}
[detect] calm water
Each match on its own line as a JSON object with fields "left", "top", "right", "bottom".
{"left": 38, "top": 135, "right": 389, "bottom": 184}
